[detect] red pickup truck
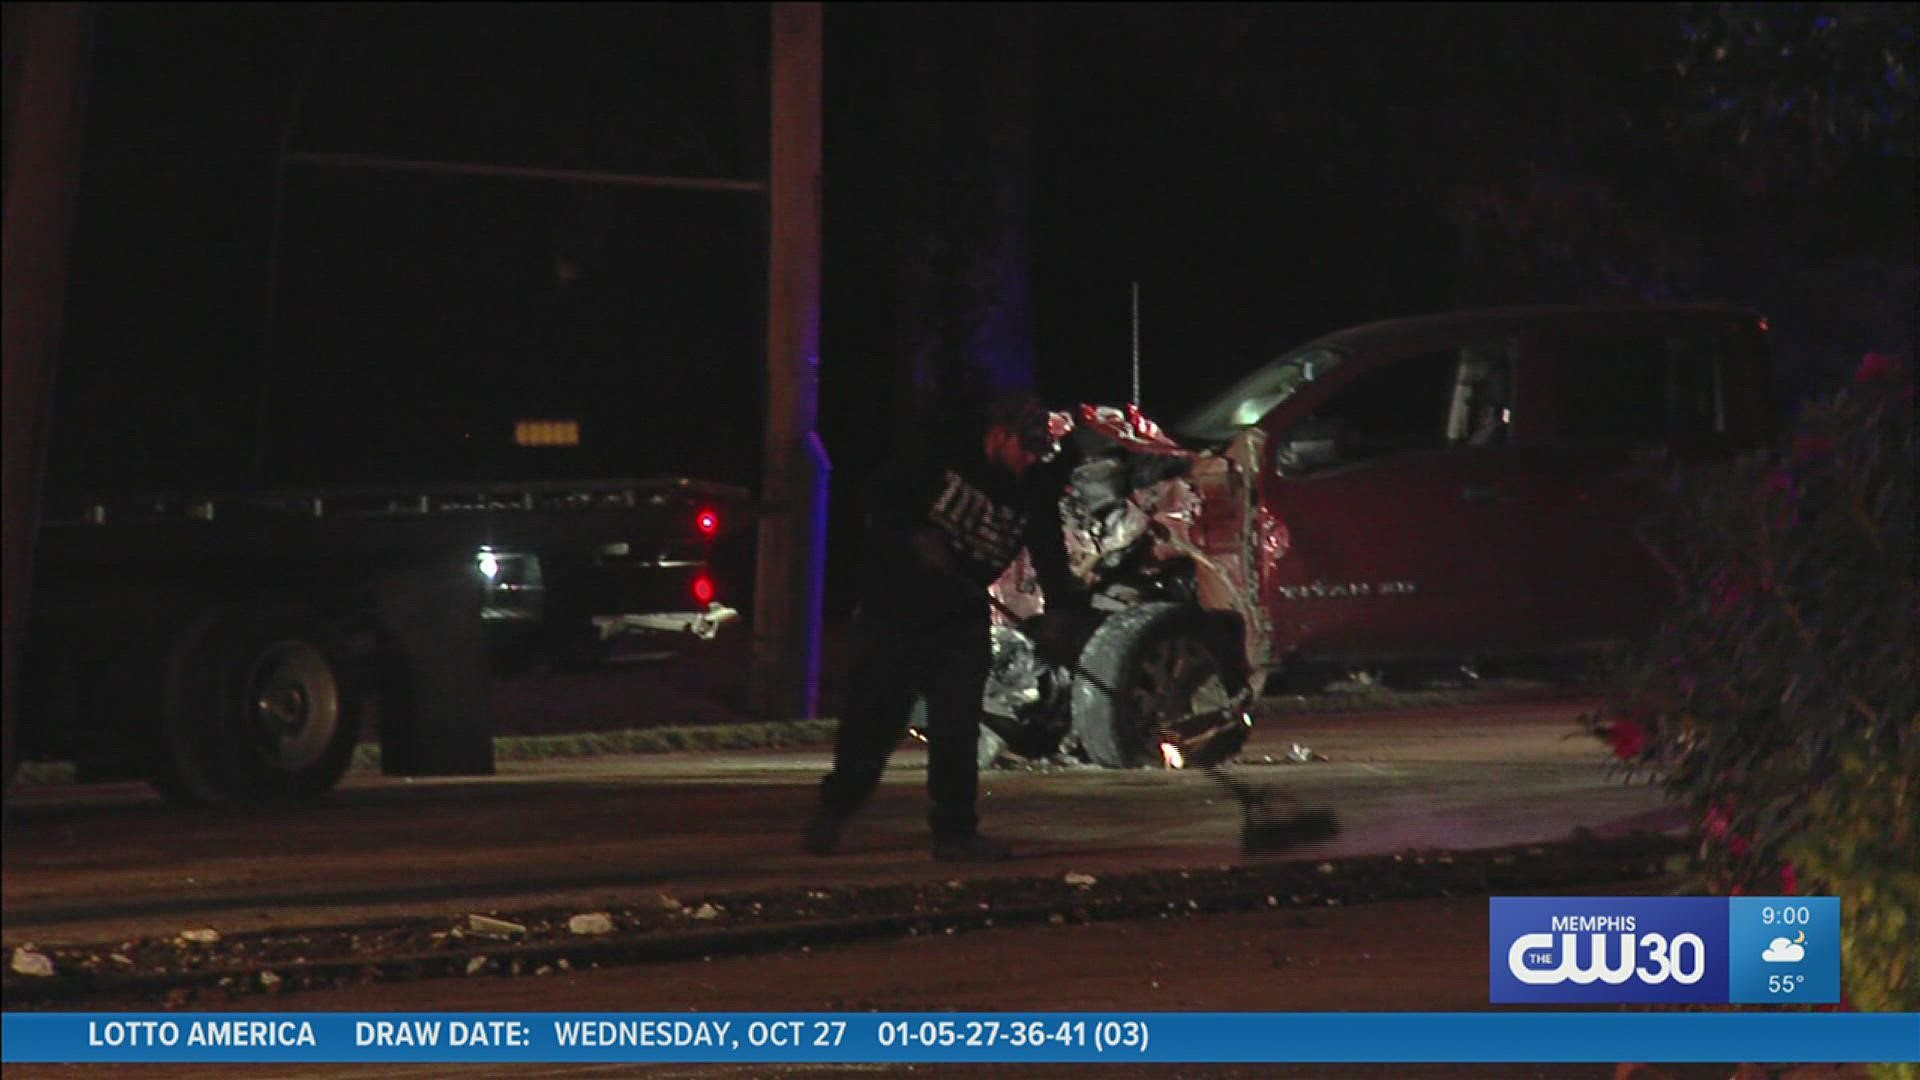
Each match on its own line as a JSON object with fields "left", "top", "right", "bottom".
{"left": 978, "top": 304, "right": 1775, "bottom": 769}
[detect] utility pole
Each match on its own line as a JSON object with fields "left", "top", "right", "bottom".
{"left": 3, "top": 2, "right": 92, "bottom": 800}
{"left": 747, "top": 2, "right": 827, "bottom": 721}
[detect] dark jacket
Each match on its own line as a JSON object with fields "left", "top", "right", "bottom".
{"left": 858, "top": 445, "right": 1077, "bottom": 622}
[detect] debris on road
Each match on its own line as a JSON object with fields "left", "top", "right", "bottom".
{"left": 1287, "top": 743, "right": 1323, "bottom": 763}
{"left": 11, "top": 947, "right": 55, "bottom": 977}
{"left": 466, "top": 915, "right": 526, "bottom": 940}
{"left": 0, "top": 834, "right": 1686, "bottom": 1011}
{"left": 567, "top": 913, "right": 615, "bottom": 936}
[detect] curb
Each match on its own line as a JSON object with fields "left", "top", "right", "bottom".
{"left": 14, "top": 721, "right": 842, "bottom": 787}
{"left": 3, "top": 834, "right": 1685, "bottom": 1008}
{"left": 354, "top": 720, "right": 840, "bottom": 772}
{"left": 14, "top": 686, "right": 1599, "bottom": 787}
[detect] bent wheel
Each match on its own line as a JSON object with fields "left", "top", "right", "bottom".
{"left": 1071, "top": 603, "right": 1251, "bottom": 769}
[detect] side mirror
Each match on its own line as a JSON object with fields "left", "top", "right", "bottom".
{"left": 1275, "top": 418, "right": 1344, "bottom": 473}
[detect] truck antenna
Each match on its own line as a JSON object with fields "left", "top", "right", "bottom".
{"left": 1130, "top": 281, "right": 1141, "bottom": 408}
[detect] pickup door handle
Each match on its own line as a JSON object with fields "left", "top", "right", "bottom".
{"left": 1461, "top": 483, "right": 1514, "bottom": 503}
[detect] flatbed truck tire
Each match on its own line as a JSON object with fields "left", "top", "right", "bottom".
{"left": 153, "top": 603, "right": 363, "bottom": 807}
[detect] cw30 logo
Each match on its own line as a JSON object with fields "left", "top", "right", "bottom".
{"left": 1506, "top": 916, "right": 1709, "bottom": 986}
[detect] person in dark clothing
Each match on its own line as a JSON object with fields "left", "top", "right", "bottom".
{"left": 805, "top": 391, "right": 1084, "bottom": 862}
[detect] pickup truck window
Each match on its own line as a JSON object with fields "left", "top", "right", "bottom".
{"left": 1555, "top": 332, "right": 1726, "bottom": 447}
{"left": 1314, "top": 350, "right": 1459, "bottom": 459}
{"left": 1446, "top": 341, "right": 1516, "bottom": 448}
{"left": 1306, "top": 341, "right": 1515, "bottom": 462}
{"left": 1177, "top": 348, "right": 1344, "bottom": 440}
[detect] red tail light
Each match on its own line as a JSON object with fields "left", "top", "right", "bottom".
{"left": 696, "top": 508, "right": 719, "bottom": 536}
{"left": 692, "top": 574, "right": 716, "bottom": 605}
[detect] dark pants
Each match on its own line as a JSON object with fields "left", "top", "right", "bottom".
{"left": 818, "top": 599, "right": 990, "bottom": 842}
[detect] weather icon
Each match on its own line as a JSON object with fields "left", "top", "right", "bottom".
{"left": 1762, "top": 931, "right": 1807, "bottom": 964}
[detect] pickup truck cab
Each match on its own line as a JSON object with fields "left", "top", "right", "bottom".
{"left": 1178, "top": 303, "right": 1775, "bottom": 665}
{"left": 980, "top": 305, "right": 1775, "bottom": 769}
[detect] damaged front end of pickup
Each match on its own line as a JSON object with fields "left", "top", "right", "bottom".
{"left": 970, "top": 404, "right": 1278, "bottom": 770}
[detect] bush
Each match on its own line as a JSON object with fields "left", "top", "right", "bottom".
{"left": 1585, "top": 353, "right": 1917, "bottom": 1035}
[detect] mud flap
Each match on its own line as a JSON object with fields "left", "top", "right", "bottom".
{"left": 374, "top": 558, "right": 494, "bottom": 776}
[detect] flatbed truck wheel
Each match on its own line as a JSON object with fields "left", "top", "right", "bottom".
{"left": 153, "top": 604, "right": 364, "bottom": 807}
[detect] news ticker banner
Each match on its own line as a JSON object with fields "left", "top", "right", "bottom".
{"left": 1490, "top": 896, "right": 1842, "bottom": 1005}
{"left": 3, "top": 1013, "right": 1916, "bottom": 1064}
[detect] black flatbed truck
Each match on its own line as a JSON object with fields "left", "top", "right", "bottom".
{"left": 18, "top": 476, "right": 749, "bottom": 806}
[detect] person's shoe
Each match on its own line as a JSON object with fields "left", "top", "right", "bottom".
{"left": 932, "top": 834, "right": 1013, "bottom": 863}
{"left": 803, "top": 811, "right": 845, "bottom": 856}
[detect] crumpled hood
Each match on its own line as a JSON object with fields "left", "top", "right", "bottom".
{"left": 990, "top": 402, "right": 1279, "bottom": 681}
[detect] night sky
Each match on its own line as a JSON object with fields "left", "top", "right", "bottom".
{"left": 46, "top": 3, "right": 1917, "bottom": 605}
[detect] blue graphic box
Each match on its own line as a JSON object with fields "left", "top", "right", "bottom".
{"left": 1727, "top": 897, "right": 1841, "bottom": 1004}
{"left": 1490, "top": 897, "right": 1730, "bottom": 1005}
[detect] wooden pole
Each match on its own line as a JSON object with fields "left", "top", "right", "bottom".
{"left": 2, "top": 2, "right": 92, "bottom": 799}
{"left": 747, "top": 2, "right": 826, "bottom": 721}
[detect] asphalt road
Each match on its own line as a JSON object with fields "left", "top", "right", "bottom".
{"left": 4, "top": 696, "right": 1797, "bottom": 1079}
{"left": 2, "top": 695, "right": 1675, "bottom": 951}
